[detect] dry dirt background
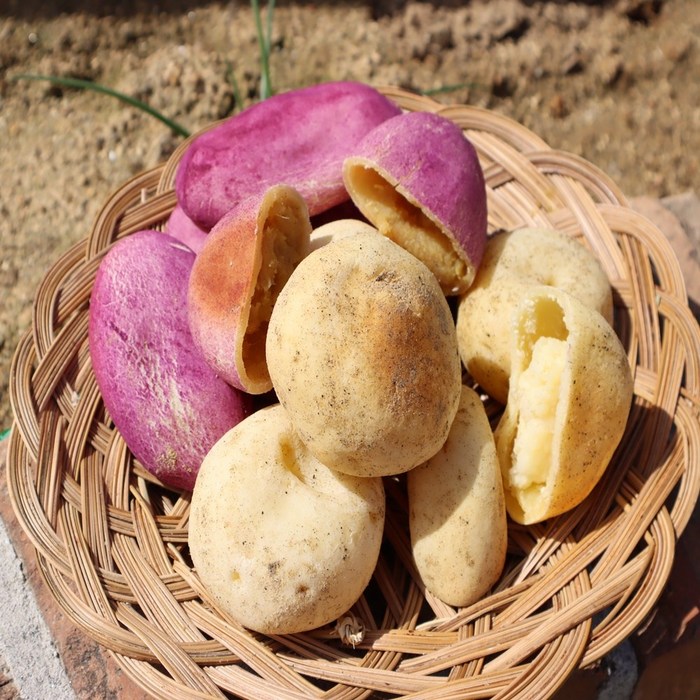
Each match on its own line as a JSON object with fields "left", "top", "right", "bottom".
{"left": 1, "top": 0, "right": 699, "bottom": 431}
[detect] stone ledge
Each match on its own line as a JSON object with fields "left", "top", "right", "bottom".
{"left": 0, "top": 440, "right": 149, "bottom": 700}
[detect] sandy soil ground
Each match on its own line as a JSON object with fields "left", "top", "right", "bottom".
{"left": 1, "top": 0, "right": 699, "bottom": 429}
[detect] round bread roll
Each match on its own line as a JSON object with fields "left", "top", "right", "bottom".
{"left": 189, "top": 403, "right": 385, "bottom": 635}
{"left": 266, "top": 231, "right": 462, "bottom": 477}
{"left": 456, "top": 226, "right": 613, "bottom": 404}
{"left": 494, "top": 285, "right": 633, "bottom": 524}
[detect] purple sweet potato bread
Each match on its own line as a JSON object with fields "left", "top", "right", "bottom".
{"left": 188, "top": 185, "right": 312, "bottom": 394}
{"left": 343, "top": 110, "right": 488, "bottom": 295}
{"left": 165, "top": 204, "right": 208, "bottom": 254}
{"left": 89, "top": 230, "right": 251, "bottom": 491}
{"left": 175, "top": 81, "right": 402, "bottom": 231}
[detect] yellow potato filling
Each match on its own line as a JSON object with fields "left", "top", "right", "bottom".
{"left": 243, "top": 207, "right": 308, "bottom": 381}
{"left": 510, "top": 336, "right": 566, "bottom": 502}
{"left": 347, "top": 165, "right": 468, "bottom": 293}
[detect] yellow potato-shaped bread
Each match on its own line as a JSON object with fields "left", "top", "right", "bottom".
{"left": 408, "top": 385, "right": 507, "bottom": 607}
{"left": 266, "top": 231, "right": 462, "bottom": 477}
{"left": 308, "top": 218, "right": 379, "bottom": 252}
{"left": 189, "top": 404, "right": 385, "bottom": 635}
{"left": 456, "top": 227, "right": 613, "bottom": 404}
{"left": 494, "top": 286, "right": 633, "bottom": 525}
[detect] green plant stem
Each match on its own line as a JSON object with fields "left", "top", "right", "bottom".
{"left": 226, "top": 60, "right": 245, "bottom": 113}
{"left": 265, "top": 0, "right": 276, "bottom": 68}
{"left": 420, "top": 82, "right": 482, "bottom": 96}
{"left": 11, "top": 73, "right": 191, "bottom": 138}
{"left": 251, "top": 0, "right": 275, "bottom": 100}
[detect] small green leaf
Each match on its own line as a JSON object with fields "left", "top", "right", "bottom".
{"left": 12, "top": 73, "right": 191, "bottom": 138}
{"left": 420, "top": 82, "right": 483, "bottom": 97}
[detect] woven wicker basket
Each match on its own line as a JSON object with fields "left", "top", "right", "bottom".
{"left": 7, "top": 86, "right": 700, "bottom": 700}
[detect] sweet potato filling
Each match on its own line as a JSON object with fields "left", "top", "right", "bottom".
{"left": 347, "top": 165, "right": 467, "bottom": 292}
{"left": 243, "top": 205, "right": 308, "bottom": 381}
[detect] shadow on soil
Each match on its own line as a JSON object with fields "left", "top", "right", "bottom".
{"left": 1, "top": 0, "right": 621, "bottom": 21}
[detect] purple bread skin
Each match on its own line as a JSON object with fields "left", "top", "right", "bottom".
{"left": 89, "top": 230, "right": 251, "bottom": 491}
{"left": 165, "top": 204, "right": 208, "bottom": 254}
{"left": 174, "top": 81, "right": 402, "bottom": 231}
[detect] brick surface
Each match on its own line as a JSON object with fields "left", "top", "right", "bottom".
{"left": 630, "top": 194, "right": 700, "bottom": 319}
{"left": 633, "top": 637, "right": 700, "bottom": 700}
{"left": 663, "top": 191, "right": 700, "bottom": 251}
{"left": 631, "top": 505, "right": 700, "bottom": 679}
{"left": 624, "top": 194, "right": 700, "bottom": 697}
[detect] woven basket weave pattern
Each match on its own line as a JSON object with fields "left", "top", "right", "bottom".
{"left": 7, "top": 87, "right": 700, "bottom": 699}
